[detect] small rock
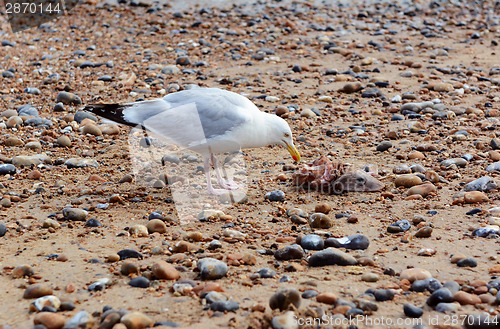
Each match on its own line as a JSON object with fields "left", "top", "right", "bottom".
{"left": 62, "top": 208, "right": 87, "bottom": 221}
{"left": 274, "top": 244, "right": 306, "bottom": 260}
{"left": 427, "top": 288, "right": 454, "bottom": 307}
{"left": 24, "top": 284, "right": 53, "bottom": 299}
{"left": 395, "top": 174, "right": 422, "bottom": 188}
{"left": 0, "top": 164, "right": 16, "bottom": 175}
{"left": 374, "top": 289, "right": 395, "bottom": 301}
{"left": 309, "top": 213, "right": 334, "bottom": 229}
{"left": 314, "top": 203, "right": 332, "bottom": 214}
{"left": 376, "top": 141, "right": 392, "bottom": 152}
{"left": 308, "top": 248, "right": 358, "bottom": 267}
{"left": 325, "top": 234, "right": 369, "bottom": 250}
{"left": 457, "top": 257, "right": 478, "bottom": 267}
{"left": 56, "top": 91, "right": 82, "bottom": 105}
{"left": 265, "top": 190, "right": 285, "bottom": 202}
{"left": 453, "top": 291, "right": 482, "bottom": 305}
{"left": 403, "top": 303, "right": 423, "bottom": 318}
{"left": 407, "top": 182, "right": 437, "bottom": 197}
{"left": 300, "top": 234, "right": 324, "bottom": 250}
{"left": 400, "top": 268, "right": 432, "bottom": 282}
{"left": 316, "top": 292, "right": 337, "bottom": 305}
{"left": 152, "top": 261, "right": 180, "bottom": 280}
{"left": 129, "top": 276, "right": 150, "bottom": 288}
{"left": 269, "top": 288, "right": 301, "bottom": 311}
{"left": 120, "top": 312, "right": 153, "bottom": 329}
{"left": 146, "top": 219, "right": 167, "bottom": 234}
{"left": 198, "top": 258, "right": 228, "bottom": 280}
{"left": 33, "top": 312, "right": 65, "bottom": 329}
{"left": 361, "top": 272, "right": 379, "bottom": 282}
{"left": 415, "top": 227, "right": 433, "bottom": 238}
{"left": 464, "top": 191, "right": 489, "bottom": 204}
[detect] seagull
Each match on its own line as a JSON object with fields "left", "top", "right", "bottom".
{"left": 84, "top": 87, "right": 301, "bottom": 194}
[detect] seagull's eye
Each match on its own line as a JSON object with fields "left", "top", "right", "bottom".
{"left": 284, "top": 133, "right": 290, "bottom": 138}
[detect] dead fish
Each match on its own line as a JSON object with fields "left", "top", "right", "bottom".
{"left": 292, "top": 156, "right": 384, "bottom": 194}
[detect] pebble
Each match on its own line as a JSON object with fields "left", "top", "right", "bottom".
{"left": 74, "top": 111, "right": 97, "bottom": 123}
{"left": 407, "top": 182, "right": 437, "bottom": 197}
{"left": 464, "top": 191, "right": 489, "bottom": 204}
{"left": 309, "top": 213, "right": 334, "bottom": 229}
{"left": 465, "top": 176, "right": 497, "bottom": 192}
{"left": 435, "top": 302, "right": 460, "bottom": 313}
{"left": 376, "top": 141, "right": 392, "bottom": 152}
{"left": 129, "top": 276, "right": 150, "bottom": 288}
{"left": 395, "top": 174, "right": 422, "bottom": 188}
{"left": 117, "top": 249, "right": 143, "bottom": 260}
{"left": 62, "top": 208, "right": 87, "bottom": 221}
{"left": 198, "top": 258, "right": 227, "bottom": 280}
{"left": 129, "top": 225, "right": 148, "bottom": 237}
{"left": 265, "top": 190, "right": 285, "bottom": 202}
{"left": 486, "top": 162, "right": 500, "bottom": 172}
{"left": 314, "top": 203, "right": 332, "bottom": 214}
{"left": 256, "top": 268, "right": 276, "bottom": 278}
{"left": 361, "top": 272, "right": 379, "bottom": 282}
{"left": 300, "top": 234, "right": 324, "bottom": 250}
{"left": 0, "top": 164, "right": 16, "bottom": 175}
{"left": 400, "top": 268, "right": 432, "bottom": 282}
{"left": 64, "top": 311, "right": 94, "bottom": 329}
{"left": 56, "top": 136, "right": 72, "bottom": 147}
{"left": 24, "top": 284, "right": 53, "bottom": 299}
{"left": 64, "top": 158, "right": 99, "bottom": 168}
{"left": 308, "top": 248, "right": 357, "bottom": 267}
{"left": 274, "top": 244, "right": 305, "bottom": 260}
{"left": 32, "top": 295, "right": 61, "bottom": 312}
{"left": 12, "top": 265, "right": 33, "bottom": 278}
{"left": 403, "top": 303, "right": 423, "bottom": 318}
{"left": 453, "top": 291, "right": 482, "bottom": 305}
{"left": 6, "top": 116, "right": 23, "bottom": 128}
{"left": 33, "top": 312, "right": 65, "bottom": 329}
{"left": 120, "top": 312, "right": 153, "bottom": 329}
{"left": 325, "top": 234, "right": 369, "bottom": 250}
{"left": 374, "top": 289, "right": 395, "bottom": 301}
{"left": 341, "top": 82, "right": 363, "bottom": 93}
{"left": 56, "top": 91, "right": 82, "bottom": 105}
{"left": 316, "top": 292, "right": 338, "bottom": 304}
{"left": 152, "top": 260, "right": 180, "bottom": 280}
{"left": 146, "top": 219, "right": 167, "bottom": 234}
{"left": 457, "top": 257, "right": 478, "bottom": 267}
{"left": 271, "top": 311, "right": 299, "bottom": 329}
{"left": 269, "top": 288, "right": 301, "bottom": 311}
{"left": 387, "top": 219, "right": 411, "bottom": 233}
{"left": 427, "top": 288, "right": 454, "bottom": 307}
{"left": 81, "top": 123, "right": 102, "bottom": 136}
{"left": 415, "top": 227, "right": 433, "bottom": 238}
{"left": 5, "top": 137, "right": 24, "bottom": 146}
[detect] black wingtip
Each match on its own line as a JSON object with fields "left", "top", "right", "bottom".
{"left": 83, "top": 104, "right": 134, "bottom": 127}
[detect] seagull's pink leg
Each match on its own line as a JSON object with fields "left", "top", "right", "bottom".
{"left": 211, "top": 154, "right": 241, "bottom": 190}
{"left": 204, "top": 156, "right": 228, "bottom": 195}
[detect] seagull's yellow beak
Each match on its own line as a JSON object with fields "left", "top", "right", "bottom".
{"left": 284, "top": 141, "right": 301, "bottom": 162}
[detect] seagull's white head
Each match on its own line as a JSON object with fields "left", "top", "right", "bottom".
{"left": 268, "top": 115, "right": 301, "bottom": 162}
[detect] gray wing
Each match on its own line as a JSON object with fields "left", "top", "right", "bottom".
{"left": 124, "top": 88, "right": 255, "bottom": 149}
{"left": 161, "top": 88, "right": 257, "bottom": 139}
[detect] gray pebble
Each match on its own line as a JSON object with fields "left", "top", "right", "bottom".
{"left": 63, "top": 208, "right": 88, "bottom": 221}
{"left": 325, "top": 234, "right": 369, "bottom": 250}
{"left": 56, "top": 91, "right": 82, "bottom": 105}
{"left": 457, "top": 257, "right": 477, "bottom": 267}
{"left": 464, "top": 176, "right": 497, "bottom": 192}
{"left": 265, "top": 190, "right": 286, "bottom": 202}
{"left": 0, "top": 164, "right": 16, "bottom": 175}
{"left": 486, "top": 162, "right": 500, "bottom": 172}
{"left": 0, "top": 223, "right": 6, "bottom": 237}
{"left": 129, "top": 276, "right": 150, "bottom": 288}
{"left": 65, "top": 158, "right": 99, "bottom": 168}
{"left": 376, "top": 141, "right": 392, "bottom": 152}
{"left": 74, "top": 111, "right": 97, "bottom": 123}
{"left": 427, "top": 288, "right": 453, "bottom": 307}
{"left": 308, "top": 248, "right": 358, "bottom": 267}
{"left": 198, "top": 258, "right": 228, "bottom": 280}
{"left": 300, "top": 234, "right": 324, "bottom": 250}
{"left": 274, "top": 244, "right": 305, "bottom": 260}
{"left": 209, "top": 300, "right": 239, "bottom": 312}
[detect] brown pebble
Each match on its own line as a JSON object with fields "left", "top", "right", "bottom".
{"left": 152, "top": 260, "right": 180, "bottom": 280}
{"left": 12, "top": 265, "right": 34, "bottom": 278}
{"left": 453, "top": 291, "right": 482, "bottom": 305}
{"left": 89, "top": 174, "right": 106, "bottom": 182}
{"left": 315, "top": 203, "right": 332, "bottom": 214}
{"left": 56, "top": 135, "right": 71, "bottom": 147}
{"left": 450, "top": 253, "right": 467, "bottom": 264}
{"left": 81, "top": 123, "right": 102, "bottom": 136}
{"left": 275, "top": 105, "right": 289, "bottom": 118}
{"left": 414, "top": 227, "right": 432, "bottom": 238}
{"left": 316, "top": 292, "right": 337, "bottom": 305}
{"left": 400, "top": 268, "right": 432, "bottom": 283}
{"left": 33, "top": 312, "right": 65, "bottom": 329}
{"left": 120, "top": 311, "right": 153, "bottom": 329}
{"left": 146, "top": 219, "right": 167, "bottom": 234}
{"left": 27, "top": 170, "right": 42, "bottom": 180}
{"left": 464, "top": 191, "right": 489, "bottom": 204}
{"left": 118, "top": 174, "right": 134, "bottom": 183}
{"left": 407, "top": 182, "right": 437, "bottom": 197}
{"left": 394, "top": 174, "right": 422, "bottom": 188}
{"left": 341, "top": 82, "right": 363, "bottom": 93}
{"left": 56, "top": 254, "right": 68, "bottom": 262}
{"left": 23, "top": 284, "right": 53, "bottom": 299}
{"left": 107, "top": 254, "right": 120, "bottom": 263}
{"left": 121, "top": 262, "right": 139, "bottom": 276}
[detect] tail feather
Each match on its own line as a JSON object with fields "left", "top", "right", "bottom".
{"left": 83, "top": 104, "right": 136, "bottom": 127}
